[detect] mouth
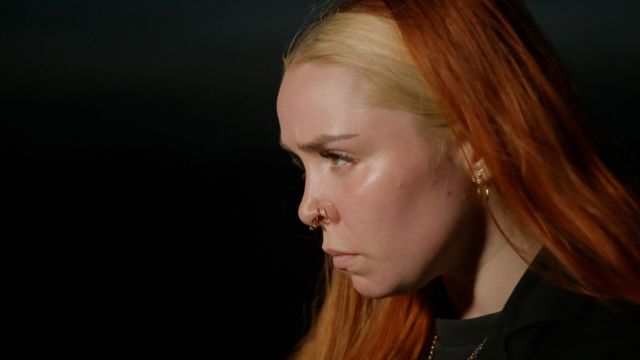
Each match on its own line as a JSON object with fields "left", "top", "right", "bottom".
{"left": 323, "top": 248, "right": 359, "bottom": 269}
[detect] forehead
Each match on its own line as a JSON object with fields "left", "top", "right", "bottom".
{"left": 277, "top": 62, "right": 435, "bottom": 156}
{"left": 277, "top": 62, "right": 369, "bottom": 140}
{"left": 277, "top": 62, "right": 365, "bottom": 116}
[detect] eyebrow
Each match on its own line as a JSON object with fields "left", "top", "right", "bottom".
{"left": 280, "top": 133, "right": 359, "bottom": 152}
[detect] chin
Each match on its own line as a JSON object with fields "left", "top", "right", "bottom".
{"left": 350, "top": 272, "right": 431, "bottom": 299}
{"left": 350, "top": 275, "right": 406, "bottom": 299}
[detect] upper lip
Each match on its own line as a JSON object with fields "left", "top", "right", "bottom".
{"left": 323, "top": 247, "right": 357, "bottom": 257}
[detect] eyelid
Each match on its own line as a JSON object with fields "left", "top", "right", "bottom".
{"left": 320, "top": 150, "right": 350, "bottom": 158}
{"left": 320, "top": 150, "right": 355, "bottom": 166}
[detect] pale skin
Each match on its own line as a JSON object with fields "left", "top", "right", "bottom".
{"left": 277, "top": 61, "right": 540, "bottom": 319}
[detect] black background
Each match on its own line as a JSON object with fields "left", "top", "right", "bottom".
{"left": 3, "top": 1, "right": 638, "bottom": 358}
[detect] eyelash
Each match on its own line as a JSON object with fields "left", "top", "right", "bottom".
{"left": 289, "top": 151, "right": 354, "bottom": 178}
{"left": 320, "top": 150, "right": 354, "bottom": 167}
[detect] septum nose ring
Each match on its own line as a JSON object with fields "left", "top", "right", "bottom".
{"left": 309, "top": 208, "right": 329, "bottom": 231}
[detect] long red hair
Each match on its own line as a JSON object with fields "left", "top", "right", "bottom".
{"left": 288, "top": 0, "right": 640, "bottom": 358}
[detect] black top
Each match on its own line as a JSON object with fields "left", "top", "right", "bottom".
{"left": 432, "top": 312, "right": 501, "bottom": 359}
{"left": 420, "top": 260, "right": 640, "bottom": 359}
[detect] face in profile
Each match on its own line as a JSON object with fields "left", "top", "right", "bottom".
{"left": 277, "top": 61, "right": 481, "bottom": 298}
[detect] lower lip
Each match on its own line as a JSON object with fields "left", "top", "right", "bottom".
{"left": 332, "top": 254, "right": 358, "bottom": 269}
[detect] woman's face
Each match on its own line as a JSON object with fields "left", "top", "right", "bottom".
{"left": 277, "top": 62, "right": 480, "bottom": 298}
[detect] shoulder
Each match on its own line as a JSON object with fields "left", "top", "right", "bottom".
{"left": 539, "top": 295, "right": 640, "bottom": 358}
{"left": 495, "top": 269, "right": 640, "bottom": 359}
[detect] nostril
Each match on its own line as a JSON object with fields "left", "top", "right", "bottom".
{"left": 309, "top": 207, "right": 331, "bottom": 231}
{"left": 309, "top": 213, "right": 321, "bottom": 231}
{"left": 319, "top": 202, "right": 340, "bottom": 224}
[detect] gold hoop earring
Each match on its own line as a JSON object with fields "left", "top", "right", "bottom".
{"left": 473, "top": 169, "right": 490, "bottom": 201}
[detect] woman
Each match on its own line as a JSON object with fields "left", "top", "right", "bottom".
{"left": 276, "top": 0, "right": 640, "bottom": 358}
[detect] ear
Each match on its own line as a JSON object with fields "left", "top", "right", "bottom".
{"left": 457, "top": 140, "right": 490, "bottom": 182}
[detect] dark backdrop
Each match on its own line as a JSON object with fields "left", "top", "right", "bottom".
{"left": 2, "top": 1, "right": 638, "bottom": 358}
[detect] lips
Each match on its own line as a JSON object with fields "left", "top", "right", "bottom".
{"left": 323, "top": 248, "right": 359, "bottom": 269}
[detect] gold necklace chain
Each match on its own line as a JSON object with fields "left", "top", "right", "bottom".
{"left": 426, "top": 332, "right": 489, "bottom": 360}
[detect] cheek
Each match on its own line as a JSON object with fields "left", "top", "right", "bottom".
{"left": 338, "top": 166, "right": 398, "bottom": 222}
{"left": 328, "top": 144, "right": 472, "bottom": 246}
{"left": 361, "top": 159, "right": 472, "bottom": 249}
{"left": 335, "top": 163, "right": 428, "bottom": 238}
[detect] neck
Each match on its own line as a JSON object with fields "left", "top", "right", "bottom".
{"left": 442, "top": 196, "right": 541, "bottom": 319}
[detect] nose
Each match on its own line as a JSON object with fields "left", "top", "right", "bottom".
{"left": 298, "top": 177, "right": 340, "bottom": 229}
{"left": 298, "top": 178, "right": 320, "bottom": 228}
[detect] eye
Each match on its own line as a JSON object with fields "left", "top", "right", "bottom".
{"left": 320, "top": 150, "right": 354, "bottom": 167}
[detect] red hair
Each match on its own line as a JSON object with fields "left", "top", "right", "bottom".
{"left": 289, "top": 0, "right": 640, "bottom": 358}
{"left": 380, "top": 0, "right": 640, "bottom": 300}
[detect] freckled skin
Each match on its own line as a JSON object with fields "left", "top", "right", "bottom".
{"left": 277, "top": 62, "right": 482, "bottom": 298}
